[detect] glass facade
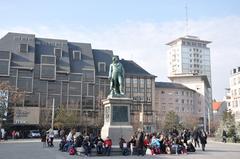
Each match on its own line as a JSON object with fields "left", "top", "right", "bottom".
{"left": 0, "top": 32, "right": 155, "bottom": 130}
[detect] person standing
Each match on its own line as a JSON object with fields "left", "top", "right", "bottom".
{"left": 222, "top": 130, "right": 227, "bottom": 143}
{"left": 199, "top": 129, "right": 207, "bottom": 151}
{"left": 41, "top": 130, "right": 47, "bottom": 148}
{"left": 136, "top": 128, "right": 145, "bottom": 156}
{"left": 192, "top": 128, "right": 200, "bottom": 147}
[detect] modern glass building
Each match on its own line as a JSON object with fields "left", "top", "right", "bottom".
{"left": 0, "top": 32, "right": 155, "bottom": 132}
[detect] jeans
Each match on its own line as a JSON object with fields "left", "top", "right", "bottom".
{"left": 104, "top": 147, "right": 111, "bottom": 156}
{"left": 63, "top": 141, "right": 73, "bottom": 152}
{"left": 96, "top": 145, "right": 103, "bottom": 154}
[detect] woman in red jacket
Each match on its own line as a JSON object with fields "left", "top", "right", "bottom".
{"left": 104, "top": 136, "right": 112, "bottom": 156}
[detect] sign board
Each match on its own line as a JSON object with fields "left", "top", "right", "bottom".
{"left": 14, "top": 107, "right": 40, "bottom": 125}
{"left": 112, "top": 106, "right": 128, "bottom": 122}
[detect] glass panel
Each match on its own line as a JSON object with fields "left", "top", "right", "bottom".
{"left": 20, "top": 44, "right": 28, "bottom": 53}
{"left": 41, "top": 56, "right": 55, "bottom": 64}
{"left": 10, "top": 69, "right": 17, "bottom": 76}
{"left": 24, "top": 93, "right": 39, "bottom": 107}
{"left": 88, "top": 83, "right": 94, "bottom": 96}
{"left": 0, "top": 60, "right": 9, "bottom": 75}
{"left": 140, "top": 79, "right": 145, "bottom": 88}
{"left": 70, "top": 74, "right": 82, "bottom": 81}
{"left": 39, "top": 93, "right": 46, "bottom": 107}
{"left": 83, "top": 70, "right": 94, "bottom": 82}
{"left": 34, "top": 80, "right": 47, "bottom": 93}
{"left": 41, "top": 65, "right": 56, "bottom": 79}
{"left": 17, "top": 77, "right": 33, "bottom": 92}
{"left": 18, "top": 69, "right": 32, "bottom": 77}
{"left": 82, "top": 96, "right": 94, "bottom": 109}
{"left": 68, "top": 96, "right": 81, "bottom": 109}
{"left": 48, "top": 81, "right": 61, "bottom": 94}
{"left": 133, "top": 78, "right": 138, "bottom": 87}
{"left": 69, "top": 82, "right": 81, "bottom": 95}
{"left": 56, "top": 73, "right": 69, "bottom": 81}
{"left": 0, "top": 51, "right": 10, "bottom": 59}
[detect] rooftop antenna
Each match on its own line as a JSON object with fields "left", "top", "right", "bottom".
{"left": 185, "top": 1, "right": 189, "bottom": 36}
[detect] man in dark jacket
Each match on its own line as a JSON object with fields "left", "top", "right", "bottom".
{"left": 199, "top": 130, "right": 207, "bottom": 151}
{"left": 136, "top": 128, "right": 144, "bottom": 156}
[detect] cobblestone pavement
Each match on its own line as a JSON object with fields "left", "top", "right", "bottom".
{"left": 0, "top": 139, "right": 240, "bottom": 159}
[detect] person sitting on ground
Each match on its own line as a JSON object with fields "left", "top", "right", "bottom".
{"left": 143, "top": 135, "right": 150, "bottom": 149}
{"left": 95, "top": 135, "right": 104, "bottom": 155}
{"left": 127, "top": 135, "right": 136, "bottom": 148}
{"left": 104, "top": 136, "right": 112, "bottom": 156}
{"left": 74, "top": 132, "right": 84, "bottom": 147}
{"left": 186, "top": 140, "right": 196, "bottom": 152}
{"left": 63, "top": 128, "right": 76, "bottom": 151}
{"left": 119, "top": 137, "right": 128, "bottom": 156}
{"left": 82, "top": 136, "right": 91, "bottom": 156}
{"left": 150, "top": 135, "right": 161, "bottom": 154}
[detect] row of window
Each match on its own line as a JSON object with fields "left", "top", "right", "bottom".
{"left": 19, "top": 43, "right": 82, "bottom": 61}
{"left": 231, "top": 88, "right": 240, "bottom": 96}
{"left": 231, "top": 76, "right": 240, "bottom": 86}
{"left": 182, "top": 41, "right": 207, "bottom": 47}
{"left": 160, "top": 90, "right": 193, "bottom": 97}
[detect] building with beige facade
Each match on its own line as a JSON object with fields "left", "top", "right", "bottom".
{"left": 168, "top": 75, "right": 211, "bottom": 131}
{"left": 228, "top": 67, "right": 240, "bottom": 122}
{"left": 155, "top": 82, "right": 198, "bottom": 131}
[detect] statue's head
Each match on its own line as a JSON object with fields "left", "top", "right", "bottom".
{"left": 112, "top": 55, "right": 119, "bottom": 64}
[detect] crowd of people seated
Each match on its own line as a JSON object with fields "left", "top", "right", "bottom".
{"left": 53, "top": 127, "right": 207, "bottom": 156}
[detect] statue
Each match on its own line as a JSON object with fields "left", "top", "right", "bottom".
{"left": 108, "top": 55, "right": 125, "bottom": 97}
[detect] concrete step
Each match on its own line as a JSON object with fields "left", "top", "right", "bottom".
{"left": 75, "top": 146, "right": 137, "bottom": 156}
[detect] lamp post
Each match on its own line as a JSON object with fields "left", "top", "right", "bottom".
{"left": 85, "top": 111, "right": 88, "bottom": 135}
{"left": 139, "top": 103, "right": 144, "bottom": 130}
{"left": 51, "top": 98, "right": 55, "bottom": 130}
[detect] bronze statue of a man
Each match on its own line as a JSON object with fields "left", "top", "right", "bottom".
{"left": 108, "top": 55, "right": 125, "bottom": 96}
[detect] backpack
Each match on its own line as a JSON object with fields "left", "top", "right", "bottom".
{"left": 69, "top": 146, "right": 76, "bottom": 155}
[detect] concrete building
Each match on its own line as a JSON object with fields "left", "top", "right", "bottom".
{"left": 228, "top": 67, "right": 240, "bottom": 122}
{"left": 168, "top": 75, "right": 211, "bottom": 131}
{"left": 166, "top": 35, "right": 213, "bottom": 132}
{"left": 166, "top": 35, "right": 211, "bottom": 82}
{"left": 0, "top": 32, "right": 155, "bottom": 132}
{"left": 155, "top": 82, "right": 200, "bottom": 131}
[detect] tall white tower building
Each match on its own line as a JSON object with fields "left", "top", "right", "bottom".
{"left": 166, "top": 35, "right": 212, "bottom": 132}
{"left": 166, "top": 35, "right": 212, "bottom": 83}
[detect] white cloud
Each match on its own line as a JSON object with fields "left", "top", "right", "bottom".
{"left": 1, "top": 16, "right": 240, "bottom": 100}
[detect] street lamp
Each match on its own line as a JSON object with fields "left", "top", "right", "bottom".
{"left": 85, "top": 112, "right": 88, "bottom": 135}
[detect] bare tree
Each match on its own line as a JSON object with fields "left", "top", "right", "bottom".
{"left": 0, "top": 81, "right": 23, "bottom": 123}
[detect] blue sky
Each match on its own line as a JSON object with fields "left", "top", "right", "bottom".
{"left": 1, "top": 0, "right": 240, "bottom": 100}
{"left": 1, "top": 0, "right": 239, "bottom": 27}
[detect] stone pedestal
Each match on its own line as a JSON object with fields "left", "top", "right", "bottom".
{"left": 101, "top": 97, "right": 134, "bottom": 145}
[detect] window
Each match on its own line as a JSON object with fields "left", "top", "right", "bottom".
{"left": 0, "top": 51, "right": 11, "bottom": 76}
{"left": 54, "top": 48, "right": 62, "bottom": 59}
{"left": 83, "top": 69, "right": 94, "bottom": 82}
{"left": 20, "top": 44, "right": 28, "bottom": 53}
{"left": 17, "top": 69, "right": 33, "bottom": 92}
{"left": 98, "top": 62, "right": 106, "bottom": 72}
{"left": 40, "top": 55, "right": 56, "bottom": 80}
{"left": 73, "top": 50, "right": 81, "bottom": 60}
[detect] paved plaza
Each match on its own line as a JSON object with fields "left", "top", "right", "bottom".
{"left": 0, "top": 139, "right": 240, "bottom": 159}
